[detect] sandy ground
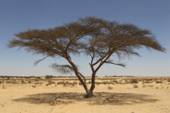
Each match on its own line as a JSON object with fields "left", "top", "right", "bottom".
{"left": 0, "top": 78, "right": 170, "bottom": 113}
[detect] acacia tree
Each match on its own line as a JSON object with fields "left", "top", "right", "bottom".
{"left": 9, "top": 17, "right": 165, "bottom": 97}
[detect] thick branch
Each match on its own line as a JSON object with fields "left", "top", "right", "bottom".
{"left": 65, "top": 55, "right": 88, "bottom": 93}
{"left": 94, "top": 51, "right": 113, "bottom": 73}
{"left": 104, "top": 60, "right": 125, "bottom": 67}
{"left": 89, "top": 49, "right": 95, "bottom": 73}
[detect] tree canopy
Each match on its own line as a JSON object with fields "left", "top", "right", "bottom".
{"left": 9, "top": 17, "right": 165, "bottom": 97}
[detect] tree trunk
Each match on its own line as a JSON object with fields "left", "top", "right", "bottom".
{"left": 85, "top": 73, "right": 96, "bottom": 98}
{"left": 65, "top": 55, "right": 98, "bottom": 98}
{"left": 65, "top": 55, "right": 90, "bottom": 96}
{"left": 84, "top": 89, "right": 94, "bottom": 98}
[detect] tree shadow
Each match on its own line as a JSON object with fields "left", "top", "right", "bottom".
{"left": 13, "top": 92, "right": 158, "bottom": 105}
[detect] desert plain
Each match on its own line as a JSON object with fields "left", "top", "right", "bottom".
{"left": 0, "top": 76, "right": 170, "bottom": 113}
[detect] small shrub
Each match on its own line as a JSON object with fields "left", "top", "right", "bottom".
{"left": 32, "top": 84, "right": 36, "bottom": 88}
{"left": 133, "top": 84, "right": 138, "bottom": 88}
{"left": 143, "top": 80, "right": 153, "bottom": 84}
{"left": 130, "top": 79, "right": 138, "bottom": 84}
{"left": 28, "top": 80, "right": 32, "bottom": 83}
{"left": 107, "top": 86, "right": 113, "bottom": 90}
{"left": 167, "top": 79, "right": 170, "bottom": 82}
{"left": 155, "top": 80, "right": 163, "bottom": 84}
{"left": 46, "top": 80, "right": 55, "bottom": 86}
{"left": 45, "top": 75, "right": 53, "bottom": 79}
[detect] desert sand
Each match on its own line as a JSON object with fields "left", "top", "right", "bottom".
{"left": 0, "top": 76, "right": 170, "bottom": 113}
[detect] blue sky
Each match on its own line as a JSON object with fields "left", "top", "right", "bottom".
{"left": 0, "top": 0, "right": 170, "bottom": 76}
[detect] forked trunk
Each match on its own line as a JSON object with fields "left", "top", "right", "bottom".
{"left": 66, "top": 55, "right": 90, "bottom": 97}
{"left": 84, "top": 89, "right": 94, "bottom": 98}
{"left": 66, "top": 55, "right": 96, "bottom": 98}
{"left": 84, "top": 74, "right": 96, "bottom": 98}
{"left": 80, "top": 78, "right": 94, "bottom": 98}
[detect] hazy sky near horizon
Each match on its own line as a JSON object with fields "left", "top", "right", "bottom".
{"left": 0, "top": 0, "right": 170, "bottom": 76}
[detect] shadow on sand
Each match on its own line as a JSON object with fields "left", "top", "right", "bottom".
{"left": 13, "top": 92, "right": 158, "bottom": 105}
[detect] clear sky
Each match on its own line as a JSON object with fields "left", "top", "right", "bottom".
{"left": 0, "top": 0, "right": 170, "bottom": 76}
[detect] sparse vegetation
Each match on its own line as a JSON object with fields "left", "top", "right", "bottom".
{"left": 0, "top": 76, "right": 170, "bottom": 87}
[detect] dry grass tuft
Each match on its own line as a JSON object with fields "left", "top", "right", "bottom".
{"left": 107, "top": 86, "right": 113, "bottom": 90}
{"left": 133, "top": 84, "right": 138, "bottom": 88}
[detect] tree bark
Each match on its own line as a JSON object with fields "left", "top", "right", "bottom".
{"left": 65, "top": 55, "right": 89, "bottom": 96}
{"left": 87, "top": 73, "right": 96, "bottom": 97}
{"left": 85, "top": 78, "right": 95, "bottom": 98}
